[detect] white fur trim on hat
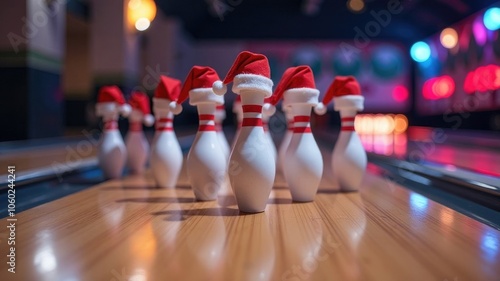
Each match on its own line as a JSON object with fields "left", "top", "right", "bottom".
{"left": 212, "top": 80, "right": 227, "bottom": 96}
{"left": 120, "top": 104, "right": 132, "bottom": 117}
{"left": 333, "top": 96, "right": 364, "bottom": 112}
{"left": 262, "top": 103, "right": 276, "bottom": 117}
{"left": 169, "top": 101, "right": 183, "bottom": 115}
{"left": 143, "top": 114, "right": 155, "bottom": 126}
{"left": 95, "top": 102, "right": 118, "bottom": 117}
{"left": 283, "top": 88, "right": 320, "bottom": 108}
{"left": 232, "top": 74, "right": 274, "bottom": 97}
{"left": 314, "top": 102, "right": 327, "bottom": 115}
{"left": 189, "top": 88, "right": 225, "bottom": 106}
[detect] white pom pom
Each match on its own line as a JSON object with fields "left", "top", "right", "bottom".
{"left": 262, "top": 103, "right": 276, "bottom": 117}
{"left": 120, "top": 104, "right": 132, "bottom": 117}
{"left": 143, "top": 114, "right": 155, "bottom": 126}
{"left": 169, "top": 101, "right": 183, "bottom": 115}
{"left": 212, "top": 80, "right": 227, "bottom": 96}
{"left": 314, "top": 102, "right": 327, "bottom": 115}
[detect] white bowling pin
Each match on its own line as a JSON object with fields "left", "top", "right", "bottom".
{"left": 126, "top": 110, "right": 149, "bottom": 174}
{"left": 187, "top": 104, "right": 227, "bottom": 200}
{"left": 333, "top": 110, "right": 367, "bottom": 191}
{"left": 278, "top": 107, "right": 293, "bottom": 173}
{"left": 215, "top": 105, "right": 230, "bottom": 159}
{"left": 150, "top": 111, "right": 183, "bottom": 188}
{"left": 315, "top": 76, "right": 366, "bottom": 191}
{"left": 229, "top": 92, "right": 275, "bottom": 212}
{"left": 212, "top": 51, "right": 275, "bottom": 212}
{"left": 284, "top": 105, "right": 323, "bottom": 201}
{"left": 98, "top": 113, "right": 127, "bottom": 179}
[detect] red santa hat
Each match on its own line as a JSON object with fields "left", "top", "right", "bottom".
{"left": 270, "top": 65, "right": 319, "bottom": 112}
{"left": 153, "top": 75, "right": 182, "bottom": 114}
{"left": 314, "top": 76, "right": 363, "bottom": 115}
{"left": 172, "top": 66, "right": 224, "bottom": 114}
{"left": 212, "top": 51, "right": 273, "bottom": 97}
{"left": 96, "top": 85, "right": 131, "bottom": 117}
{"left": 128, "top": 91, "right": 155, "bottom": 126}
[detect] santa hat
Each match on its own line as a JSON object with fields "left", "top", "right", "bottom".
{"left": 172, "top": 66, "right": 224, "bottom": 115}
{"left": 96, "top": 85, "right": 131, "bottom": 117}
{"left": 128, "top": 91, "right": 155, "bottom": 126}
{"left": 271, "top": 65, "right": 319, "bottom": 111}
{"left": 153, "top": 75, "right": 182, "bottom": 114}
{"left": 314, "top": 76, "right": 363, "bottom": 115}
{"left": 213, "top": 51, "right": 273, "bottom": 97}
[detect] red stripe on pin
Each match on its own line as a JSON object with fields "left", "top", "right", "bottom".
{"left": 294, "top": 116, "right": 310, "bottom": 122}
{"left": 158, "top": 118, "right": 173, "bottom": 123}
{"left": 156, "top": 127, "right": 173, "bottom": 131}
{"left": 242, "top": 105, "right": 262, "bottom": 113}
{"left": 198, "top": 125, "right": 216, "bottom": 131}
{"left": 242, "top": 118, "right": 263, "bottom": 127}
{"left": 104, "top": 121, "right": 118, "bottom": 130}
{"left": 199, "top": 114, "right": 215, "bottom": 121}
{"left": 129, "top": 122, "right": 143, "bottom": 131}
{"left": 293, "top": 127, "right": 312, "bottom": 133}
{"left": 341, "top": 126, "right": 355, "bottom": 131}
{"left": 341, "top": 117, "right": 356, "bottom": 122}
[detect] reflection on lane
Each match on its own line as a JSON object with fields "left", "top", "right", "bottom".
{"left": 481, "top": 229, "right": 499, "bottom": 263}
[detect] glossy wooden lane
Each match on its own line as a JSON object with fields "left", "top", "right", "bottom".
{"left": 1, "top": 161, "right": 499, "bottom": 281}
{"left": 0, "top": 140, "right": 98, "bottom": 178}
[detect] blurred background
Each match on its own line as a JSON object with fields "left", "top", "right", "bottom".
{"left": 1, "top": 0, "right": 500, "bottom": 142}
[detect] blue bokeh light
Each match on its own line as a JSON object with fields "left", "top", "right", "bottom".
{"left": 410, "top": 41, "right": 431, "bottom": 62}
{"left": 484, "top": 7, "right": 500, "bottom": 31}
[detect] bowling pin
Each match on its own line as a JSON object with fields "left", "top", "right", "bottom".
{"left": 213, "top": 51, "right": 275, "bottom": 213}
{"left": 95, "top": 86, "right": 131, "bottom": 179}
{"left": 126, "top": 91, "right": 154, "bottom": 174}
{"left": 151, "top": 76, "right": 183, "bottom": 188}
{"left": 215, "top": 105, "right": 230, "bottom": 159}
{"left": 275, "top": 66, "right": 323, "bottom": 201}
{"left": 278, "top": 106, "right": 293, "bottom": 173}
{"left": 315, "top": 76, "right": 367, "bottom": 191}
{"left": 172, "top": 66, "right": 227, "bottom": 201}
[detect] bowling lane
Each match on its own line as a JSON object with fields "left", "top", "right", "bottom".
{"left": 356, "top": 126, "right": 500, "bottom": 227}
{"left": 359, "top": 126, "right": 500, "bottom": 177}
{"left": 1, "top": 151, "right": 499, "bottom": 280}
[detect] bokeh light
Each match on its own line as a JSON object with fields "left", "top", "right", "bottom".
{"left": 135, "top": 18, "right": 151, "bottom": 31}
{"left": 355, "top": 114, "right": 408, "bottom": 134}
{"left": 473, "top": 16, "right": 488, "bottom": 46}
{"left": 440, "top": 28, "right": 458, "bottom": 49}
{"left": 347, "top": 0, "right": 365, "bottom": 13}
{"left": 392, "top": 85, "right": 409, "bottom": 102}
{"left": 410, "top": 41, "right": 431, "bottom": 62}
{"left": 128, "top": 0, "right": 156, "bottom": 31}
{"left": 394, "top": 114, "right": 409, "bottom": 134}
{"left": 484, "top": 7, "right": 500, "bottom": 31}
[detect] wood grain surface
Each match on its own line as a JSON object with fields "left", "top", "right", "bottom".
{"left": 1, "top": 156, "right": 499, "bottom": 281}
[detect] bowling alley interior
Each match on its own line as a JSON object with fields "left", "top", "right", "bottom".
{"left": 1, "top": 0, "right": 500, "bottom": 280}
